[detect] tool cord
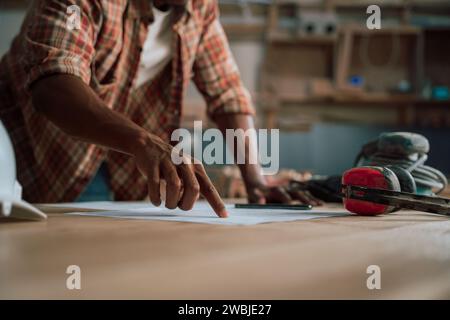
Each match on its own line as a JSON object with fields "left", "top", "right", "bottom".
{"left": 362, "top": 154, "right": 448, "bottom": 194}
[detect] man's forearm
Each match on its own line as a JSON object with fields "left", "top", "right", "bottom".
{"left": 30, "top": 74, "right": 228, "bottom": 215}
{"left": 215, "top": 114, "right": 266, "bottom": 187}
{"left": 31, "top": 74, "right": 148, "bottom": 155}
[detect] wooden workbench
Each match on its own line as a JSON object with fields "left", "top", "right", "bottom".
{"left": 1, "top": 202, "right": 449, "bottom": 299}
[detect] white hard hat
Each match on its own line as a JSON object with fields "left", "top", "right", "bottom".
{"left": 0, "top": 120, "right": 46, "bottom": 220}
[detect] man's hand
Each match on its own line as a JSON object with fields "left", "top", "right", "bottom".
{"left": 246, "top": 181, "right": 323, "bottom": 206}
{"left": 133, "top": 133, "right": 228, "bottom": 217}
{"left": 214, "top": 114, "right": 323, "bottom": 207}
{"left": 32, "top": 74, "right": 227, "bottom": 217}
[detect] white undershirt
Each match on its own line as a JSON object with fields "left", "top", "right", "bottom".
{"left": 134, "top": 6, "right": 173, "bottom": 89}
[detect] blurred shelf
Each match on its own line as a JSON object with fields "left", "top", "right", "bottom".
{"left": 272, "top": 0, "right": 450, "bottom": 9}
{"left": 331, "top": 0, "right": 450, "bottom": 9}
{"left": 270, "top": 0, "right": 328, "bottom": 9}
{"left": 262, "top": 94, "right": 450, "bottom": 109}
{"left": 266, "top": 25, "right": 420, "bottom": 44}
{"left": 268, "top": 31, "right": 337, "bottom": 44}
{"left": 330, "top": 0, "right": 408, "bottom": 10}
{"left": 261, "top": 93, "right": 450, "bottom": 129}
{"left": 222, "top": 23, "right": 267, "bottom": 39}
{"left": 339, "top": 24, "right": 421, "bottom": 35}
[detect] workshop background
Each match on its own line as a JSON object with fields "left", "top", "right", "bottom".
{"left": 1, "top": 0, "right": 449, "bottom": 197}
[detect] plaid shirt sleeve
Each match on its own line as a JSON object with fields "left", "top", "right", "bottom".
{"left": 23, "top": 0, "right": 102, "bottom": 90}
{"left": 192, "top": 0, "right": 255, "bottom": 119}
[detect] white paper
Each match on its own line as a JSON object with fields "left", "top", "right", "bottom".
{"left": 40, "top": 201, "right": 156, "bottom": 211}
{"left": 66, "top": 202, "right": 349, "bottom": 225}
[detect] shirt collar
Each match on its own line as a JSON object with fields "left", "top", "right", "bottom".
{"left": 129, "top": 0, "right": 193, "bottom": 19}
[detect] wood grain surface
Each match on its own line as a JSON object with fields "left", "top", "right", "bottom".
{"left": 1, "top": 201, "right": 449, "bottom": 299}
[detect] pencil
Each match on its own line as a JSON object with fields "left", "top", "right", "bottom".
{"left": 235, "top": 204, "right": 313, "bottom": 210}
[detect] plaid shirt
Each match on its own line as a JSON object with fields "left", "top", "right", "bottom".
{"left": 0, "top": 0, "right": 254, "bottom": 203}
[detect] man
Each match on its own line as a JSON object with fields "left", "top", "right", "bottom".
{"left": 0, "top": 0, "right": 318, "bottom": 217}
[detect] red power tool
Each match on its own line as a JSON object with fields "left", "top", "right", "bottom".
{"left": 342, "top": 166, "right": 450, "bottom": 216}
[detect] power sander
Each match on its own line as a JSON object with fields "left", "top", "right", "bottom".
{"left": 290, "top": 132, "right": 450, "bottom": 216}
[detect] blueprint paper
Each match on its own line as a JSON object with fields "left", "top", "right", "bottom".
{"left": 66, "top": 202, "right": 349, "bottom": 225}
